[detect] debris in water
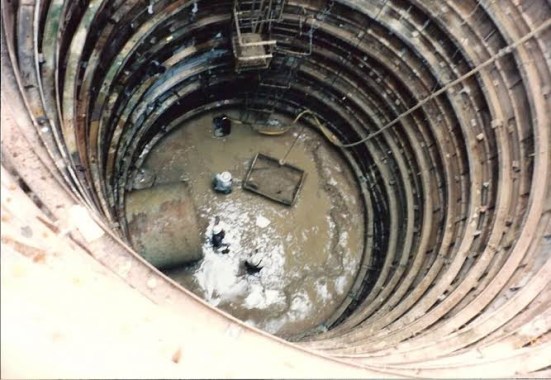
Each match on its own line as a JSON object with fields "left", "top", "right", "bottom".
{"left": 256, "top": 215, "right": 271, "bottom": 228}
{"left": 244, "top": 259, "right": 263, "bottom": 275}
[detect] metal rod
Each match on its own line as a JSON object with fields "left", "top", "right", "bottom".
{"left": 339, "top": 17, "right": 551, "bottom": 148}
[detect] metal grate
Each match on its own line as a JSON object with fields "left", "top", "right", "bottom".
{"left": 242, "top": 153, "right": 306, "bottom": 206}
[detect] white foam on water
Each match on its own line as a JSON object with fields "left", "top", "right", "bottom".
{"left": 289, "top": 290, "right": 313, "bottom": 320}
{"left": 193, "top": 199, "right": 288, "bottom": 312}
{"left": 315, "top": 281, "right": 331, "bottom": 302}
{"left": 255, "top": 215, "right": 271, "bottom": 228}
{"left": 335, "top": 275, "right": 347, "bottom": 295}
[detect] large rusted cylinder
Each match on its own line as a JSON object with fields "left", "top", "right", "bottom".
{"left": 126, "top": 183, "right": 204, "bottom": 269}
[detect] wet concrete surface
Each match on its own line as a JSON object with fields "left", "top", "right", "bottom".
{"left": 128, "top": 110, "right": 365, "bottom": 339}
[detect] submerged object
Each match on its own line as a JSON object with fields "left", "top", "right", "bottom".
{"left": 213, "top": 114, "right": 232, "bottom": 137}
{"left": 244, "top": 259, "right": 263, "bottom": 275}
{"left": 213, "top": 171, "right": 233, "bottom": 194}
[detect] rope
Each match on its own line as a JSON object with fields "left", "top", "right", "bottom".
{"left": 339, "top": 17, "right": 551, "bottom": 148}
{"left": 271, "top": 17, "right": 551, "bottom": 151}
{"left": 279, "top": 109, "right": 345, "bottom": 164}
{"left": 226, "top": 18, "right": 551, "bottom": 156}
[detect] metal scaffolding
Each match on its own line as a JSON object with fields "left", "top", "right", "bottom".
{"left": 233, "top": 1, "right": 319, "bottom": 123}
{"left": 232, "top": 0, "right": 284, "bottom": 71}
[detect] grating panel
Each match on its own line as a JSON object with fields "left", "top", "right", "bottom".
{"left": 242, "top": 153, "right": 306, "bottom": 206}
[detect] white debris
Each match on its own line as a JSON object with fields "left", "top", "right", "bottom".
{"left": 193, "top": 200, "right": 287, "bottom": 312}
{"left": 244, "top": 286, "right": 264, "bottom": 309}
{"left": 193, "top": 252, "right": 247, "bottom": 306}
{"left": 263, "top": 318, "right": 287, "bottom": 335}
{"left": 338, "top": 231, "right": 349, "bottom": 247}
{"left": 289, "top": 291, "right": 312, "bottom": 320}
{"left": 256, "top": 215, "right": 271, "bottom": 228}
{"left": 315, "top": 281, "right": 330, "bottom": 302}
{"left": 335, "top": 275, "right": 347, "bottom": 294}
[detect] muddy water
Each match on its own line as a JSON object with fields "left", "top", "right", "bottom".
{"left": 139, "top": 110, "right": 365, "bottom": 339}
